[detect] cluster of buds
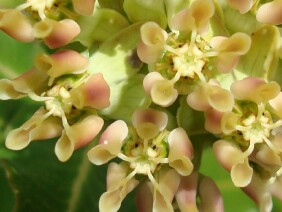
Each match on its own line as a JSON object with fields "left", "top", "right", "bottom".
{"left": 0, "top": 0, "right": 282, "bottom": 211}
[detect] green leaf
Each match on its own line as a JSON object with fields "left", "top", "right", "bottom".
{"left": 236, "top": 25, "right": 280, "bottom": 80}
{"left": 123, "top": 0, "right": 167, "bottom": 28}
{"left": 76, "top": 8, "right": 129, "bottom": 47}
{"left": 100, "top": 74, "right": 150, "bottom": 121}
{"left": 177, "top": 96, "right": 207, "bottom": 136}
{"left": 0, "top": 33, "right": 43, "bottom": 79}
{"left": 98, "top": 0, "right": 125, "bottom": 14}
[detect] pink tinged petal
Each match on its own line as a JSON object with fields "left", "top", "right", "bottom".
{"left": 35, "top": 50, "right": 89, "bottom": 78}
{"left": 190, "top": 0, "right": 215, "bottom": 33}
{"left": 242, "top": 173, "right": 273, "bottom": 212}
{"left": 87, "top": 120, "right": 128, "bottom": 165}
{"left": 70, "top": 73, "right": 110, "bottom": 109}
{"left": 135, "top": 182, "right": 153, "bottom": 212}
{"left": 6, "top": 112, "right": 62, "bottom": 150}
{"left": 55, "top": 115, "right": 103, "bottom": 162}
{"left": 34, "top": 19, "right": 80, "bottom": 49}
{"left": 137, "top": 22, "right": 167, "bottom": 63}
{"left": 231, "top": 77, "right": 280, "bottom": 103}
{"left": 153, "top": 168, "right": 180, "bottom": 212}
{"left": 187, "top": 84, "right": 209, "bottom": 111}
{"left": 256, "top": 0, "right": 282, "bottom": 25}
{"left": 199, "top": 177, "right": 224, "bottom": 212}
{"left": 170, "top": 8, "right": 195, "bottom": 32}
{"left": 207, "top": 84, "right": 234, "bottom": 112}
{"left": 175, "top": 172, "right": 199, "bottom": 212}
{"left": 0, "top": 68, "right": 48, "bottom": 100}
{"left": 226, "top": 0, "right": 253, "bottom": 13}
{"left": 211, "top": 33, "right": 251, "bottom": 55}
{"left": 143, "top": 72, "right": 164, "bottom": 95}
{"left": 255, "top": 144, "right": 282, "bottom": 166}
{"left": 132, "top": 108, "right": 168, "bottom": 139}
{"left": 0, "top": 79, "right": 25, "bottom": 100}
{"left": 99, "top": 163, "right": 139, "bottom": 212}
{"left": 72, "top": 0, "right": 95, "bottom": 16}
{"left": 231, "top": 159, "right": 253, "bottom": 187}
{"left": 0, "top": 10, "right": 34, "bottom": 42}
{"left": 150, "top": 79, "right": 178, "bottom": 107}
{"left": 272, "top": 133, "right": 282, "bottom": 151}
{"left": 213, "top": 53, "right": 240, "bottom": 74}
{"left": 221, "top": 112, "right": 238, "bottom": 134}
{"left": 213, "top": 139, "right": 244, "bottom": 171}
{"left": 70, "top": 115, "right": 104, "bottom": 149}
{"left": 168, "top": 128, "right": 194, "bottom": 176}
{"left": 269, "top": 92, "right": 282, "bottom": 118}
{"left": 204, "top": 108, "right": 223, "bottom": 134}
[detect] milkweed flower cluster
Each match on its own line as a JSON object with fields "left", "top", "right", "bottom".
{"left": 0, "top": 0, "right": 282, "bottom": 211}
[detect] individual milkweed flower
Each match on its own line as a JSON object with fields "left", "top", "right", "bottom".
{"left": 87, "top": 108, "right": 194, "bottom": 211}
{"left": 0, "top": 50, "right": 110, "bottom": 162}
{"left": 213, "top": 77, "right": 282, "bottom": 187}
{"left": 0, "top": 0, "right": 95, "bottom": 46}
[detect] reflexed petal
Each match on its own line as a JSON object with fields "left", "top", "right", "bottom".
{"left": 211, "top": 33, "right": 251, "bottom": 55}
{"left": 140, "top": 22, "right": 167, "bottom": 47}
{"left": 255, "top": 144, "right": 282, "bottom": 166}
{"left": 6, "top": 113, "right": 62, "bottom": 150}
{"left": 256, "top": 0, "right": 282, "bottom": 24}
{"left": 199, "top": 177, "right": 224, "bottom": 212}
{"left": 137, "top": 22, "right": 167, "bottom": 63}
{"left": 55, "top": 131, "right": 74, "bottom": 162}
{"left": 143, "top": 72, "right": 164, "bottom": 94}
{"left": 207, "top": 85, "right": 234, "bottom": 112}
{"left": 269, "top": 92, "right": 282, "bottom": 118}
{"left": 153, "top": 168, "right": 180, "bottom": 212}
{"left": 213, "top": 54, "right": 239, "bottom": 74}
{"left": 0, "top": 68, "right": 48, "bottom": 100}
{"left": 72, "top": 0, "right": 95, "bottom": 15}
{"left": 186, "top": 84, "right": 209, "bottom": 111}
{"left": 231, "top": 77, "right": 280, "bottom": 103}
{"left": 34, "top": 19, "right": 80, "bottom": 49}
{"left": 226, "top": 0, "right": 253, "bottom": 14}
{"left": 99, "top": 163, "right": 139, "bottom": 212}
{"left": 135, "top": 182, "right": 153, "bottom": 212}
{"left": 171, "top": 0, "right": 214, "bottom": 33}
{"left": 87, "top": 120, "right": 128, "bottom": 165}
{"left": 231, "top": 159, "right": 253, "bottom": 187}
{"left": 55, "top": 115, "right": 103, "bottom": 162}
{"left": 137, "top": 41, "right": 164, "bottom": 64}
{"left": 205, "top": 108, "right": 223, "bottom": 134}
{"left": 70, "top": 115, "right": 104, "bottom": 149}
{"left": 170, "top": 7, "right": 195, "bottom": 32}
{"left": 70, "top": 73, "right": 110, "bottom": 109}
{"left": 213, "top": 139, "right": 244, "bottom": 171}
{"left": 35, "top": 50, "right": 89, "bottom": 78}
{"left": 168, "top": 128, "right": 193, "bottom": 176}
{"left": 190, "top": 0, "right": 215, "bottom": 33}
{"left": 151, "top": 79, "right": 178, "bottom": 107}
{"left": 0, "top": 79, "right": 25, "bottom": 100}
{"left": 132, "top": 108, "right": 168, "bottom": 140}
{"left": 176, "top": 172, "right": 198, "bottom": 212}
{"left": 0, "top": 9, "right": 34, "bottom": 42}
